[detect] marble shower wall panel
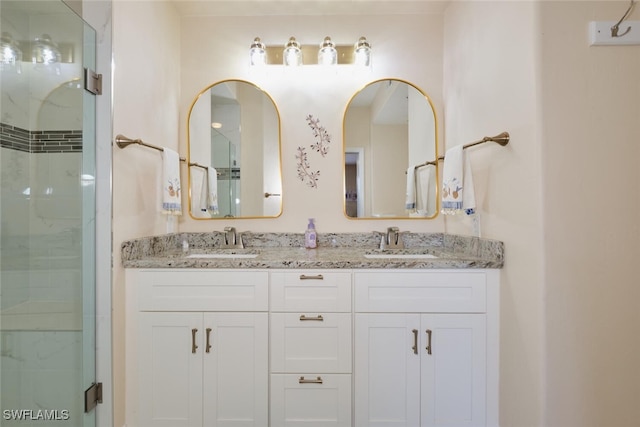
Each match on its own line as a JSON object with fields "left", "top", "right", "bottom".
{"left": 0, "top": 331, "right": 82, "bottom": 426}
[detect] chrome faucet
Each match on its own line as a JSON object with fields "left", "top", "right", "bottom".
{"left": 380, "top": 227, "right": 404, "bottom": 250}
{"left": 222, "top": 226, "right": 244, "bottom": 248}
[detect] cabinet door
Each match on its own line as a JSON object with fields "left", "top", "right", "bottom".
{"left": 421, "top": 314, "right": 486, "bottom": 427}
{"left": 355, "top": 314, "right": 421, "bottom": 427}
{"left": 138, "top": 312, "right": 204, "bottom": 427}
{"left": 202, "top": 312, "right": 268, "bottom": 427}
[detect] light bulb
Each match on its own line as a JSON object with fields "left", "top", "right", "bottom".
{"left": 354, "top": 37, "right": 371, "bottom": 67}
{"left": 249, "top": 37, "right": 266, "bottom": 66}
{"left": 318, "top": 36, "right": 337, "bottom": 65}
{"left": 283, "top": 36, "right": 302, "bottom": 66}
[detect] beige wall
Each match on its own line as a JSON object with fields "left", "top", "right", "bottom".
{"left": 112, "top": 2, "right": 181, "bottom": 425}
{"left": 178, "top": 13, "right": 445, "bottom": 232}
{"left": 444, "top": 2, "right": 544, "bottom": 426}
{"left": 540, "top": 2, "right": 640, "bottom": 426}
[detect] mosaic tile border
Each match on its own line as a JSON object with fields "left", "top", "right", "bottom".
{"left": 0, "top": 122, "right": 82, "bottom": 153}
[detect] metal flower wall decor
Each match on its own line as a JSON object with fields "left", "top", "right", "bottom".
{"left": 296, "top": 114, "right": 332, "bottom": 189}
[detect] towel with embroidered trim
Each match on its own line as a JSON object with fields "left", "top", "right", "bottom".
{"left": 441, "top": 144, "right": 476, "bottom": 215}
{"left": 161, "top": 148, "right": 182, "bottom": 215}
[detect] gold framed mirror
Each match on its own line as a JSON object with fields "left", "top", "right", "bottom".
{"left": 343, "top": 78, "right": 439, "bottom": 219}
{"left": 187, "top": 79, "right": 282, "bottom": 219}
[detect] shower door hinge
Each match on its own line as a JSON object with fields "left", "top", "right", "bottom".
{"left": 84, "top": 68, "right": 102, "bottom": 95}
{"left": 84, "top": 382, "right": 103, "bottom": 413}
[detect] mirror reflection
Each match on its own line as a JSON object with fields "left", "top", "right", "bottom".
{"left": 343, "top": 79, "right": 438, "bottom": 219}
{"left": 188, "top": 80, "right": 282, "bottom": 219}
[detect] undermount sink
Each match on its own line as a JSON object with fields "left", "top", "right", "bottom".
{"left": 363, "top": 250, "right": 438, "bottom": 259}
{"left": 186, "top": 250, "right": 259, "bottom": 259}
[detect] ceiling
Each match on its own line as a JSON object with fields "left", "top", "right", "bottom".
{"left": 167, "top": 0, "right": 451, "bottom": 16}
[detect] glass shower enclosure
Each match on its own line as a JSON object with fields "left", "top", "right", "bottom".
{"left": 0, "top": 1, "right": 97, "bottom": 425}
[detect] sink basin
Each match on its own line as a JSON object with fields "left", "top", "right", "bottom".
{"left": 186, "top": 250, "right": 259, "bottom": 259}
{"left": 363, "top": 250, "right": 438, "bottom": 259}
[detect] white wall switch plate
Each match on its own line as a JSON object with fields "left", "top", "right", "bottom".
{"left": 590, "top": 21, "right": 640, "bottom": 45}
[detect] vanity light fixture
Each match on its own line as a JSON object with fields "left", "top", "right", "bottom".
{"left": 0, "top": 32, "right": 22, "bottom": 73}
{"left": 250, "top": 36, "right": 372, "bottom": 67}
{"left": 318, "top": 36, "right": 337, "bottom": 65}
{"left": 249, "top": 37, "right": 266, "bottom": 66}
{"left": 354, "top": 36, "right": 371, "bottom": 67}
{"left": 283, "top": 36, "right": 302, "bottom": 66}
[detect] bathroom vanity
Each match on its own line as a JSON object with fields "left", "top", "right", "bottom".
{"left": 122, "top": 232, "right": 503, "bottom": 427}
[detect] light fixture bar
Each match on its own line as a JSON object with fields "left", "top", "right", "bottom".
{"left": 264, "top": 44, "right": 358, "bottom": 65}
{"left": 250, "top": 37, "right": 371, "bottom": 66}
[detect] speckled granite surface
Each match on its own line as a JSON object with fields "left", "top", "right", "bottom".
{"left": 121, "top": 232, "right": 504, "bottom": 269}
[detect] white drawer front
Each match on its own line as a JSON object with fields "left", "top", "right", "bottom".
{"left": 270, "top": 374, "right": 352, "bottom": 427}
{"left": 270, "top": 271, "right": 351, "bottom": 312}
{"left": 136, "top": 270, "right": 268, "bottom": 311}
{"left": 271, "top": 313, "right": 352, "bottom": 373}
{"left": 355, "top": 271, "right": 487, "bottom": 313}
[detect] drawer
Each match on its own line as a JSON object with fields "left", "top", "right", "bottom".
{"left": 271, "top": 313, "right": 352, "bottom": 373}
{"left": 270, "top": 271, "right": 351, "bottom": 312}
{"left": 354, "top": 271, "right": 487, "bottom": 313}
{"left": 134, "top": 269, "right": 268, "bottom": 311}
{"left": 270, "top": 374, "right": 352, "bottom": 427}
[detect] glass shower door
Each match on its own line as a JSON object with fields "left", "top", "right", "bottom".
{"left": 0, "top": 1, "right": 97, "bottom": 425}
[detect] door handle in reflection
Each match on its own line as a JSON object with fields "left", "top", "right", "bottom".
{"left": 264, "top": 192, "right": 281, "bottom": 198}
{"left": 191, "top": 328, "right": 198, "bottom": 354}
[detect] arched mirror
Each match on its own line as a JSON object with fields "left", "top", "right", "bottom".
{"left": 343, "top": 79, "right": 439, "bottom": 219}
{"left": 187, "top": 80, "right": 282, "bottom": 219}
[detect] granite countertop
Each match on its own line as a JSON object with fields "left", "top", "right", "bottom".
{"left": 121, "top": 232, "right": 504, "bottom": 269}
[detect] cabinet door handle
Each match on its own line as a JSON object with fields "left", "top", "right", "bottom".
{"left": 412, "top": 329, "right": 418, "bottom": 355}
{"left": 299, "top": 274, "right": 324, "bottom": 280}
{"left": 299, "top": 314, "right": 324, "bottom": 321}
{"left": 205, "top": 327, "right": 212, "bottom": 353}
{"left": 425, "top": 329, "right": 432, "bottom": 355}
{"left": 298, "top": 376, "right": 323, "bottom": 384}
{"left": 191, "top": 328, "right": 198, "bottom": 354}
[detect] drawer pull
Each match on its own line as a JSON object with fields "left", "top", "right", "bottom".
{"left": 412, "top": 329, "right": 418, "bottom": 355}
{"left": 191, "top": 328, "right": 198, "bottom": 354}
{"left": 299, "top": 314, "right": 324, "bottom": 321}
{"left": 425, "top": 329, "right": 432, "bottom": 355}
{"left": 299, "top": 274, "right": 324, "bottom": 280}
{"left": 205, "top": 328, "right": 212, "bottom": 353}
{"left": 299, "top": 376, "right": 323, "bottom": 384}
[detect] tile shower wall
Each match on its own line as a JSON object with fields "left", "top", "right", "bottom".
{"left": 0, "top": 123, "right": 82, "bottom": 425}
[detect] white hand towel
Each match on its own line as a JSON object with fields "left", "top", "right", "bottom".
{"left": 206, "top": 167, "right": 219, "bottom": 215}
{"left": 405, "top": 165, "right": 417, "bottom": 212}
{"left": 441, "top": 145, "right": 476, "bottom": 215}
{"left": 161, "top": 148, "right": 182, "bottom": 215}
{"left": 199, "top": 168, "right": 208, "bottom": 213}
{"left": 415, "top": 164, "right": 433, "bottom": 215}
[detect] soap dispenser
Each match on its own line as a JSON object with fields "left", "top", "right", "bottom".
{"left": 305, "top": 218, "right": 317, "bottom": 249}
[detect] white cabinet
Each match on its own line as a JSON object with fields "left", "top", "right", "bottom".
{"left": 126, "top": 268, "right": 499, "bottom": 427}
{"left": 269, "top": 271, "right": 352, "bottom": 427}
{"left": 126, "top": 270, "right": 269, "bottom": 427}
{"left": 354, "top": 270, "right": 499, "bottom": 427}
